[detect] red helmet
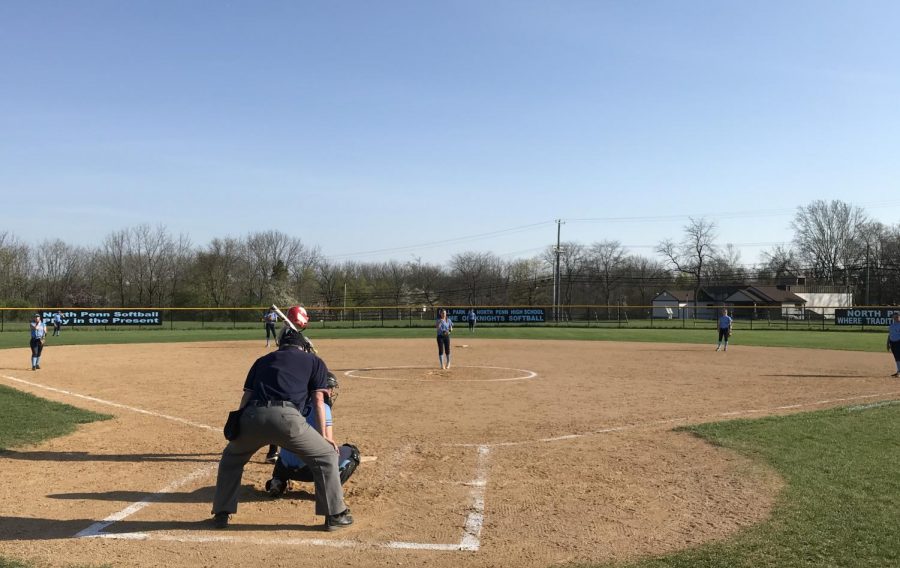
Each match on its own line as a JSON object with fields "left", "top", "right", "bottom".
{"left": 287, "top": 306, "right": 309, "bottom": 329}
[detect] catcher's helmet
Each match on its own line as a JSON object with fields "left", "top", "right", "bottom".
{"left": 325, "top": 372, "right": 339, "bottom": 406}
{"left": 287, "top": 306, "right": 309, "bottom": 329}
{"left": 279, "top": 328, "right": 303, "bottom": 347}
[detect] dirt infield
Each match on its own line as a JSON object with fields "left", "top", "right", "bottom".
{"left": 0, "top": 338, "right": 897, "bottom": 568}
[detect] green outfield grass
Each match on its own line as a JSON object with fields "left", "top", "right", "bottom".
{"left": 583, "top": 402, "right": 900, "bottom": 568}
{"left": 0, "top": 326, "right": 889, "bottom": 352}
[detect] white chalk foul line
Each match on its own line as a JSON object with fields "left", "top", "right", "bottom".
{"left": 85, "top": 532, "right": 471, "bottom": 551}
{"left": 75, "top": 464, "right": 219, "bottom": 538}
{"left": 459, "top": 445, "right": 490, "bottom": 551}
{"left": 453, "top": 390, "right": 900, "bottom": 448}
{"left": 0, "top": 374, "right": 219, "bottom": 433}
{"left": 343, "top": 365, "right": 538, "bottom": 382}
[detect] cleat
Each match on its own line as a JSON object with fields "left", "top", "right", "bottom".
{"left": 267, "top": 478, "right": 285, "bottom": 498}
{"left": 212, "top": 512, "right": 230, "bottom": 529}
{"left": 324, "top": 508, "right": 353, "bottom": 531}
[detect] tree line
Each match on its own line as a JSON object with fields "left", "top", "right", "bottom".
{"left": 2, "top": 200, "right": 899, "bottom": 310}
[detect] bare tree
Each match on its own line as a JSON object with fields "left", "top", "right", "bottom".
{"left": 587, "top": 240, "right": 627, "bottom": 316}
{"left": 506, "top": 258, "right": 546, "bottom": 305}
{"left": 407, "top": 257, "right": 444, "bottom": 306}
{"left": 623, "top": 255, "right": 669, "bottom": 307}
{"left": 289, "top": 244, "right": 322, "bottom": 305}
{"left": 99, "top": 228, "right": 133, "bottom": 305}
{"left": 450, "top": 251, "right": 501, "bottom": 305}
{"left": 706, "top": 243, "right": 746, "bottom": 285}
{"left": 657, "top": 217, "right": 718, "bottom": 302}
{"left": 315, "top": 259, "right": 346, "bottom": 308}
{"left": 0, "top": 232, "right": 31, "bottom": 304}
{"left": 33, "top": 239, "right": 84, "bottom": 307}
{"left": 542, "top": 242, "right": 586, "bottom": 313}
{"left": 792, "top": 200, "right": 868, "bottom": 285}
{"left": 196, "top": 238, "right": 242, "bottom": 307}
{"left": 758, "top": 245, "right": 801, "bottom": 283}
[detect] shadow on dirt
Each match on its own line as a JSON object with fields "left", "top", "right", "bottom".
{"left": 0, "top": 515, "right": 327, "bottom": 540}
{"left": 0, "top": 450, "right": 220, "bottom": 462}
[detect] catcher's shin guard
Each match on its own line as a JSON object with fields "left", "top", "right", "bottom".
{"left": 338, "top": 444, "right": 361, "bottom": 485}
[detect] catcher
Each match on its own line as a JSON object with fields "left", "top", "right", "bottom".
{"left": 435, "top": 308, "right": 453, "bottom": 369}
{"left": 266, "top": 305, "right": 317, "bottom": 463}
{"left": 265, "top": 372, "right": 361, "bottom": 497}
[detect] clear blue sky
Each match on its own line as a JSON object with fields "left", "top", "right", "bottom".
{"left": 2, "top": 1, "right": 899, "bottom": 266}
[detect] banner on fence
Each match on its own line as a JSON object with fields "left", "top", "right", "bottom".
{"left": 40, "top": 310, "right": 163, "bottom": 326}
{"left": 834, "top": 308, "right": 899, "bottom": 326}
{"left": 447, "top": 307, "right": 546, "bottom": 323}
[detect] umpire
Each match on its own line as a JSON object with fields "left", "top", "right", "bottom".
{"left": 211, "top": 329, "right": 353, "bottom": 531}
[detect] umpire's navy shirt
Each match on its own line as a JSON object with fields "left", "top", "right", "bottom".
{"left": 243, "top": 347, "right": 329, "bottom": 409}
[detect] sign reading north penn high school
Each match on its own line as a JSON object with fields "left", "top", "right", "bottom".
{"left": 446, "top": 308, "right": 546, "bottom": 323}
{"left": 834, "top": 308, "right": 899, "bottom": 326}
{"left": 41, "top": 310, "right": 162, "bottom": 326}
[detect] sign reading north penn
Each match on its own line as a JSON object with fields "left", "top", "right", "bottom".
{"left": 447, "top": 308, "right": 545, "bottom": 323}
{"left": 41, "top": 310, "right": 162, "bottom": 326}
{"left": 834, "top": 308, "right": 899, "bottom": 326}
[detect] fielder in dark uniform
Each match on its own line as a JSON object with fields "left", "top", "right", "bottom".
{"left": 211, "top": 328, "right": 352, "bottom": 531}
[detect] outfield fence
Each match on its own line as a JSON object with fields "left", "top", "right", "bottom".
{"left": 0, "top": 305, "right": 895, "bottom": 333}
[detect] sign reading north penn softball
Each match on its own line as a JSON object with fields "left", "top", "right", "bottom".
{"left": 834, "top": 308, "right": 899, "bottom": 326}
{"left": 447, "top": 308, "right": 546, "bottom": 323}
{"left": 41, "top": 310, "right": 162, "bottom": 326}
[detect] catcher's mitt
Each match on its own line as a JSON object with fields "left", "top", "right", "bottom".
{"left": 442, "top": 330, "right": 450, "bottom": 337}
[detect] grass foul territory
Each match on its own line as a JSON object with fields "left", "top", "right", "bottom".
{"left": 0, "top": 384, "right": 112, "bottom": 450}
{"left": 585, "top": 403, "right": 900, "bottom": 568}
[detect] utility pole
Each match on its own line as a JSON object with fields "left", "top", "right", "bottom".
{"left": 865, "top": 242, "right": 870, "bottom": 305}
{"left": 343, "top": 282, "right": 347, "bottom": 322}
{"left": 554, "top": 219, "right": 564, "bottom": 323}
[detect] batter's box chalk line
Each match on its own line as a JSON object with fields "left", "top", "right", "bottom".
{"left": 343, "top": 365, "right": 538, "bottom": 382}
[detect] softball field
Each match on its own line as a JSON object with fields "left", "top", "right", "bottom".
{"left": 0, "top": 338, "right": 897, "bottom": 568}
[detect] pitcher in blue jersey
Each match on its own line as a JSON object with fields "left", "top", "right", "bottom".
{"left": 436, "top": 308, "right": 453, "bottom": 369}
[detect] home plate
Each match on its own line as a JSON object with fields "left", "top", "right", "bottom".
{"left": 361, "top": 456, "right": 378, "bottom": 463}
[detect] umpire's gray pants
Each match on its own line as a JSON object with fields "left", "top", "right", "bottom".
{"left": 211, "top": 405, "right": 346, "bottom": 517}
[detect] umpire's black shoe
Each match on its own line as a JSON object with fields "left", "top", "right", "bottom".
{"left": 324, "top": 508, "right": 353, "bottom": 531}
{"left": 212, "top": 512, "right": 230, "bottom": 529}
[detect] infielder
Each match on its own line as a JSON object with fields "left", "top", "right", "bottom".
{"left": 715, "top": 308, "right": 733, "bottom": 352}
{"left": 886, "top": 312, "right": 900, "bottom": 377}
{"left": 52, "top": 311, "right": 63, "bottom": 336}
{"left": 29, "top": 313, "right": 47, "bottom": 370}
